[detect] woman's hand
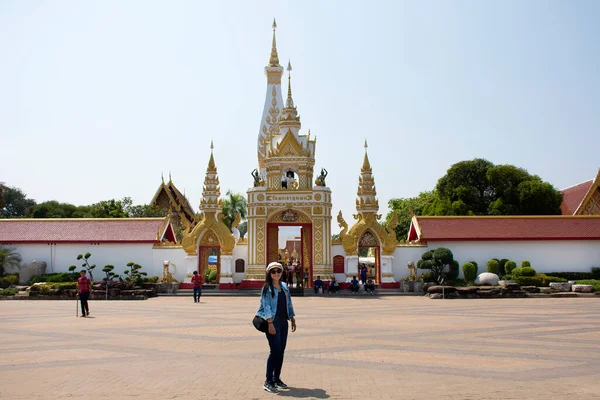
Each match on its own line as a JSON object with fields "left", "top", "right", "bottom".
{"left": 291, "top": 317, "right": 297, "bottom": 332}
{"left": 268, "top": 323, "right": 276, "bottom": 335}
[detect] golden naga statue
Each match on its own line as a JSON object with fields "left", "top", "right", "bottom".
{"left": 337, "top": 211, "right": 358, "bottom": 254}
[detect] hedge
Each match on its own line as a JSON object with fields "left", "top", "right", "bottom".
{"left": 513, "top": 267, "right": 536, "bottom": 277}
{"left": 29, "top": 272, "right": 79, "bottom": 285}
{"left": 544, "top": 272, "right": 598, "bottom": 281}
{"left": 486, "top": 260, "right": 499, "bottom": 274}
{"left": 0, "top": 288, "right": 18, "bottom": 296}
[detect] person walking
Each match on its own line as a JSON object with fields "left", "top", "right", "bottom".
{"left": 192, "top": 270, "right": 203, "bottom": 303}
{"left": 256, "top": 262, "right": 297, "bottom": 394}
{"left": 77, "top": 270, "right": 91, "bottom": 317}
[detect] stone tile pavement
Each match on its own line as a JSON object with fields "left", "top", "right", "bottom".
{"left": 1, "top": 296, "right": 600, "bottom": 399}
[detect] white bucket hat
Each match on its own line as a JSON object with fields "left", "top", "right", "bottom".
{"left": 266, "top": 262, "right": 283, "bottom": 273}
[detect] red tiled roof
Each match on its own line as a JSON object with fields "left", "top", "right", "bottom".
{"left": 410, "top": 216, "right": 600, "bottom": 241}
{"left": 0, "top": 219, "right": 166, "bottom": 243}
{"left": 561, "top": 180, "right": 593, "bottom": 215}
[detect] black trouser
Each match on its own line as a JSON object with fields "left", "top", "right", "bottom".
{"left": 193, "top": 286, "right": 202, "bottom": 302}
{"left": 79, "top": 292, "right": 89, "bottom": 315}
{"left": 266, "top": 318, "right": 289, "bottom": 383}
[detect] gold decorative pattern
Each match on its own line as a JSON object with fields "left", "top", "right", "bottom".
{"left": 314, "top": 219, "right": 323, "bottom": 264}
{"left": 268, "top": 208, "right": 312, "bottom": 223}
{"left": 199, "top": 229, "right": 219, "bottom": 246}
{"left": 338, "top": 210, "right": 399, "bottom": 255}
{"left": 268, "top": 225, "right": 279, "bottom": 264}
{"left": 257, "top": 194, "right": 265, "bottom": 201}
{"left": 256, "top": 220, "right": 266, "bottom": 264}
{"left": 313, "top": 206, "right": 322, "bottom": 215}
{"left": 314, "top": 193, "right": 322, "bottom": 201}
{"left": 256, "top": 206, "right": 266, "bottom": 215}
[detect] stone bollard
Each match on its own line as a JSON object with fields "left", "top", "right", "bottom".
{"left": 549, "top": 282, "right": 572, "bottom": 292}
{"left": 572, "top": 284, "right": 594, "bottom": 293}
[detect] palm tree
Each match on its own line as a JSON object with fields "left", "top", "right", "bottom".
{"left": 0, "top": 246, "right": 22, "bottom": 275}
{"left": 221, "top": 191, "right": 247, "bottom": 230}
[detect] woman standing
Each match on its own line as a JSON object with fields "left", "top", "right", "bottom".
{"left": 256, "top": 262, "right": 297, "bottom": 393}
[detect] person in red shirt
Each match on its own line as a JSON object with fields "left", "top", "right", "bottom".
{"left": 77, "top": 270, "right": 91, "bottom": 317}
{"left": 192, "top": 270, "right": 203, "bottom": 303}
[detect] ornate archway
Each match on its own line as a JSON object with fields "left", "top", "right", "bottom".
{"left": 266, "top": 208, "right": 313, "bottom": 286}
{"left": 358, "top": 230, "right": 381, "bottom": 283}
{"left": 198, "top": 229, "right": 221, "bottom": 285}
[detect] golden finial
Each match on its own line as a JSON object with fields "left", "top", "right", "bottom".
{"left": 210, "top": 139, "right": 214, "bottom": 153}
{"left": 169, "top": 171, "right": 172, "bottom": 182}
{"left": 269, "top": 18, "right": 280, "bottom": 67}
{"left": 286, "top": 60, "right": 294, "bottom": 108}
{"left": 161, "top": 172, "right": 164, "bottom": 185}
{"left": 364, "top": 139, "right": 368, "bottom": 152}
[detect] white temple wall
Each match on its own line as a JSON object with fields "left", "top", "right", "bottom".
{"left": 233, "top": 243, "right": 248, "bottom": 283}
{"left": 10, "top": 243, "right": 155, "bottom": 278}
{"left": 391, "top": 245, "right": 428, "bottom": 282}
{"left": 425, "top": 240, "right": 600, "bottom": 277}
{"left": 151, "top": 246, "right": 190, "bottom": 282}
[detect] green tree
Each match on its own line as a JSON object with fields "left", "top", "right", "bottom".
{"left": 122, "top": 197, "right": 166, "bottom": 217}
{"left": 87, "top": 199, "right": 127, "bottom": 218}
{"left": 417, "top": 248, "right": 456, "bottom": 282}
{"left": 0, "top": 184, "right": 36, "bottom": 218}
{"left": 386, "top": 191, "right": 436, "bottom": 241}
{"left": 221, "top": 191, "right": 247, "bottom": 230}
{"left": 70, "top": 252, "right": 96, "bottom": 281}
{"left": 423, "top": 159, "right": 562, "bottom": 216}
{"left": 31, "top": 201, "right": 78, "bottom": 218}
{"left": 238, "top": 221, "right": 248, "bottom": 239}
{"left": 0, "top": 246, "right": 22, "bottom": 275}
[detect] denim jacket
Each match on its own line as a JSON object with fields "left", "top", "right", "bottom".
{"left": 256, "top": 282, "right": 295, "bottom": 322}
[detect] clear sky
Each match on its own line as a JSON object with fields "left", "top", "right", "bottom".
{"left": 1, "top": 1, "right": 599, "bottom": 232}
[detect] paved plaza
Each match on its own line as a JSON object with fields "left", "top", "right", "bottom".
{"left": 1, "top": 296, "right": 600, "bottom": 399}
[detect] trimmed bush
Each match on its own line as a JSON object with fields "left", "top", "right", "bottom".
{"left": 208, "top": 270, "right": 217, "bottom": 283}
{"left": 503, "top": 275, "right": 512, "bottom": 281}
{"left": 537, "top": 274, "right": 567, "bottom": 286}
{"left": 419, "top": 272, "right": 436, "bottom": 283}
{"left": 486, "top": 260, "right": 499, "bottom": 274}
{"left": 513, "top": 267, "right": 536, "bottom": 277}
{"left": 513, "top": 276, "right": 543, "bottom": 286}
{"left": 544, "top": 272, "right": 595, "bottom": 281}
{"left": 499, "top": 259, "right": 509, "bottom": 276}
{"left": 462, "top": 262, "right": 477, "bottom": 281}
{"left": 0, "top": 288, "right": 18, "bottom": 296}
{"left": 0, "top": 274, "right": 19, "bottom": 288}
{"left": 505, "top": 261, "right": 517, "bottom": 275}
{"left": 521, "top": 260, "right": 531, "bottom": 268}
{"left": 448, "top": 260, "right": 459, "bottom": 280}
{"left": 143, "top": 276, "right": 159, "bottom": 283}
{"left": 29, "top": 272, "right": 79, "bottom": 285}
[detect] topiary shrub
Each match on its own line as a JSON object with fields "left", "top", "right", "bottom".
{"left": 448, "top": 260, "right": 459, "bottom": 280}
{"left": 503, "top": 274, "right": 512, "bottom": 281}
{"left": 38, "top": 284, "right": 51, "bottom": 295}
{"left": 521, "top": 260, "right": 531, "bottom": 268}
{"left": 0, "top": 274, "right": 19, "bottom": 288}
{"left": 504, "top": 261, "right": 517, "bottom": 275}
{"left": 208, "top": 269, "right": 217, "bottom": 283}
{"left": 513, "top": 276, "right": 543, "bottom": 286}
{"left": 486, "top": 260, "right": 499, "bottom": 274}
{"left": 537, "top": 274, "right": 568, "bottom": 287}
{"left": 512, "top": 267, "right": 536, "bottom": 277}
{"left": 0, "top": 288, "right": 18, "bottom": 296}
{"left": 499, "top": 259, "right": 509, "bottom": 276}
{"left": 462, "top": 262, "right": 477, "bottom": 281}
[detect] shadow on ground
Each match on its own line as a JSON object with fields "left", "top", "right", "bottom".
{"left": 278, "top": 387, "right": 329, "bottom": 398}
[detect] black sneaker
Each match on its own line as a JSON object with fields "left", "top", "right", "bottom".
{"left": 274, "top": 379, "right": 288, "bottom": 389}
{"left": 263, "top": 381, "right": 279, "bottom": 393}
